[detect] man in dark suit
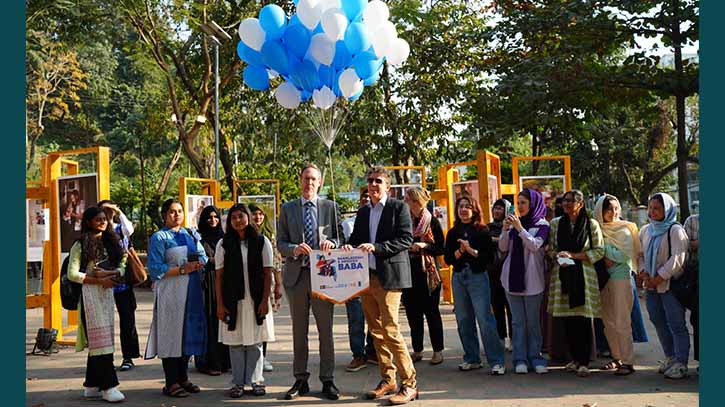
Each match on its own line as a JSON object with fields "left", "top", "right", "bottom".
{"left": 343, "top": 166, "right": 418, "bottom": 405}
{"left": 277, "top": 163, "right": 343, "bottom": 400}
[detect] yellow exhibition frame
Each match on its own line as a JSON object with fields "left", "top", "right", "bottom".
{"left": 511, "top": 155, "right": 572, "bottom": 194}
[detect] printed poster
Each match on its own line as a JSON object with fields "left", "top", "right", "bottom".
{"left": 186, "top": 194, "right": 214, "bottom": 230}
{"left": 310, "top": 249, "right": 369, "bottom": 304}
{"left": 58, "top": 174, "right": 98, "bottom": 254}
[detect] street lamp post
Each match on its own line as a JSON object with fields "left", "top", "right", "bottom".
{"left": 199, "top": 21, "right": 232, "bottom": 181}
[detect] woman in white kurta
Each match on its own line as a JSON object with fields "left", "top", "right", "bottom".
{"left": 215, "top": 203, "right": 275, "bottom": 398}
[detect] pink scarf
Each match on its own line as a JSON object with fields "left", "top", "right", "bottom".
{"left": 413, "top": 209, "right": 441, "bottom": 294}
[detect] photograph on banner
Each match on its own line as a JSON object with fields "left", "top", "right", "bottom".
{"left": 58, "top": 174, "right": 98, "bottom": 253}
{"left": 310, "top": 249, "right": 369, "bottom": 304}
{"left": 453, "top": 180, "right": 479, "bottom": 203}
{"left": 27, "top": 199, "right": 49, "bottom": 262}
{"left": 433, "top": 205, "right": 448, "bottom": 232}
{"left": 186, "top": 194, "right": 214, "bottom": 230}
{"left": 238, "top": 195, "right": 277, "bottom": 238}
{"left": 520, "top": 175, "right": 566, "bottom": 209}
{"left": 487, "top": 175, "right": 500, "bottom": 216}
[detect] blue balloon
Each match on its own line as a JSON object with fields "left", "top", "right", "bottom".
{"left": 243, "top": 65, "right": 269, "bottom": 90}
{"left": 342, "top": 0, "right": 366, "bottom": 21}
{"left": 290, "top": 58, "right": 320, "bottom": 92}
{"left": 237, "top": 41, "right": 264, "bottom": 67}
{"left": 348, "top": 88, "right": 363, "bottom": 101}
{"left": 332, "top": 41, "right": 353, "bottom": 70}
{"left": 362, "top": 67, "right": 381, "bottom": 86}
{"left": 289, "top": 14, "right": 301, "bottom": 27}
{"left": 292, "top": 0, "right": 300, "bottom": 6}
{"left": 259, "top": 4, "right": 287, "bottom": 40}
{"left": 352, "top": 49, "right": 383, "bottom": 81}
{"left": 301, "top": 90, "right": 312, "bottom": 102}
{"left": 261, "top": 40, "right": 290, "bottom": 76}
{"left": 283, "top": 23, "right": 311, "bottom": 60}
{"left": 313, "top": 23, "right": 324, "bottom": 35}
{"left": 318, "top": 64, "right": 336, "bottom": 89}
{"left": 332, "top": 69, "right": 344, "bottom": 97}
{"left": 344, "top": 23, "right": 370, "bottom": 55}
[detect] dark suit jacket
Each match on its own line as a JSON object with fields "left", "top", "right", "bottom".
{"left": 277, "top": 197, "right": 343, "bottom": 288}
{"left": 348, "top": 197, "right": 414, "bottom": 290}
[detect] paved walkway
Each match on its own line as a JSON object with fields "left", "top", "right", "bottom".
{"left": 26, "top": 289, "right": 698, "bottom": 406}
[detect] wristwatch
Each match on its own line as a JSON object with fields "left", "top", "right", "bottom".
{"left": 180, "top": 263, "right": 186, "bottom": 275}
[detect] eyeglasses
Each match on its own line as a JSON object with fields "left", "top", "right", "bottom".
{"left": 367, "top": 178, "right": 384, "bottom": 185}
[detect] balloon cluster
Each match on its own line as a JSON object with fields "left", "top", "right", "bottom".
{"left": 237, "top": 0, "right": 410, "bottom": 110}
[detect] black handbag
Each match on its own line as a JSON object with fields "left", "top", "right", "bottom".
{"left": 594, "top": 259, "right": 610, "bottom": 291}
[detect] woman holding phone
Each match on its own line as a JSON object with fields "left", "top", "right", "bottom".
{"left": 145, "top": 198, "right": 208, "bottom": 398}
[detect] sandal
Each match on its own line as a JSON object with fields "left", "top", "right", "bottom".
{"left": 180, "top": 381, "right": 201, "bottom": 393}
{"left": 119, "top": 359, "right": 134, "bottom": 372}
{"left": 614, "top": 364, "right": 635, "bottom": 376}
{"left": 251, "top": 383, "right": 266, "bottom": 396}
{"left": 198, "top": 367, "right": 222, "bottom": 376}
{"left": 163, "top": 384, "right": 189, "bottom": 398}
{"left": 226, "top": 385, "right": 244, "bottom": 398}
{"left": 603, "top": 359, "right": 622, "bottom": 370}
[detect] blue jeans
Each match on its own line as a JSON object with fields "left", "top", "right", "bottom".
{"left": 506, "top": 292, "right": 546, "bottom": 368}
{"left": 346, "top": 296, "right": 375, "bottom": 358}
{"left": 646, "top": 290, "right": 690, "bottom": 364}
{"left": 452, "top": 269, "right": 505, "bottom": 366}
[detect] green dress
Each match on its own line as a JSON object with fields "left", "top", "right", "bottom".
{"left": 546, "top": 216, "right": 604, "bottom": 318}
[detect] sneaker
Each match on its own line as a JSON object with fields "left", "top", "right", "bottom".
{"left": 491, "top": 364, "right": 506, "bottom": 375}
{"left": 565, "top": 361, "right": 579, "bottom": 372}
{"left": 658, "top": 356, "right": 676, "bottom": 373}
{"left": 515, "top": 363, "right": 528, "bottom": 374}
{"left": 664, "top": 362, "right": 688, "bottom": 379}
{"left": 505, "top": 338, "right": 513, "bottom": 352}
{"left": 346, "top": 356, "right": 367, "bottom": 372}
{"left": 367, "top": 353, "right": 379, "bottom": 365}
{"left": 102, "top": 386, "right": 125, "bottom": 403}
{"left": 263, "top": 358, "right": 274, "bottom": 372}
{"left": 458, "top": 362, "right": 482, "bottom": 371}
{"left": 430, "top": 351, "right": 444, "bottom": 365}
{"left": 576, "top": 366, "right": 591, "bottom": 377}
{"left": 84, "top": 387, "right": 102, "bottom": 399}
{"left": 535, "top": 365, "right": 549, "bottom": 374}
{"left": 410, "top": 351, "right": 423, "bottom": 363}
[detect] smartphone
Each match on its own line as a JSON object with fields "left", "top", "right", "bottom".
{"left": 187, "top": 253, "right": 200, "bottom": 262}
{"left": 508, "top": 204, "right": 516, "bottom": 216}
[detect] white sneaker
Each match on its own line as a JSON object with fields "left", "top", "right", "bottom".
{"left": 491, "top": 364, "right": 506, "bottom": 375}
{"left": 658, "top": 356, "right": 676, "bottom": 373}
{"left": 102, "top": 386, "right": 125, "bottom": 403}
{"left": 515, "top": 363, "right": 528, "bottom": 374}
{"left": 535, "top": 365, "right": 549, "bottom": 374}
{"left": 576, "top": 365, "right": 591, "bottom": 377}
{"left": 263, "top": 358, "right": 274, "bottom": 372}
{"left": 505, "top": 338, "right": 512, "bottom": 352}
{"left": 458, "top": 362, "right": 482, "bottom": 371}
{"left": 664, "top": 362, "right": 688, "bottom": 379}
{"left": 84, "top": 387, "right": 102, "bottom": 399}
{"left": 565, "top": 361, "right": 579, "bottom": 372}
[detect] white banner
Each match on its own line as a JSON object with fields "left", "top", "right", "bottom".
{"left": 310, "top": 249, "right": 369, "bottom": 304}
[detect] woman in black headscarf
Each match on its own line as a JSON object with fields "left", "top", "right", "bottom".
{"left": 487, "top": 199, "right": 513, "bottom": 351}
{"left": 195, "top": 205, "right": 231, "bottom": 376}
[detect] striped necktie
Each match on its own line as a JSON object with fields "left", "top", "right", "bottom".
{"left": 303, "top": 201, "right": 316, "bottom": 266}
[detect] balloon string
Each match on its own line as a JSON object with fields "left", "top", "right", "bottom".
{"left": 327, "top": 147, "right": 340, "bottom": 247}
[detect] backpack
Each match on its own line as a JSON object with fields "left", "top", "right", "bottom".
{"left": 60, "top": 246, "right": 83, "bottom": 311}
{"left": 666, "top": 224, "right": 698, "bottom": 310}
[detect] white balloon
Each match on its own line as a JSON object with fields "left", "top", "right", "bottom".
{"left": 319, "top": 0, "right": 341, "bottom": 13}
{"left": 312, "top": 86, "right": 337, "bottom": 110}
{"left": 363, "top": 0, "right": 389, "bottom": 29}
{"left": 385, "top": 38, "right": 410, "bottom": 66}
{"left": 321, "top": 8, "right": 348, "bottom": 41}
{"left": 275, "top": 82, "right": 301, "bottom": 109}
{"left": 297, "top": 0, "right": 323, "bottom": 30}
{"left": 268, "top": 69, "right": 280, "bottom": 79}
{"left": 309, "top": 33, "right": 336, "bottom": 66}
{"left": 338, "top": 68, "right": 363, "bottom": 98}
{"left": 370, "top": 21, "right": 397, "bottom": 59}
{"left": 238, "top": 18, "right": 266, "bottom": 52}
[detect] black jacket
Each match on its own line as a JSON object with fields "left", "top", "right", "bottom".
{"left": 444, "top": 222, "right": 494, "bottom": 274}
{"left": 348, "top": 197, "right": 414, "bottom": 290}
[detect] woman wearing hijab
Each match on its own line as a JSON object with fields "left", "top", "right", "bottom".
{"left": 487, "top": 199, "right": 513, "bottom": 352}
{"left": 145, "top": 199, "right": 208, "bottom": 398}
{"left": 215, "top": 203, "right": 275, "bottom": 398}
{"left": 547, "top": 190, "right": 604, "bottom": 377}
{"left": 68, "top": 207, "right": 127, "bottom": 402}
{"left": 195, "top": 205, "right": 231, "bottom": 376}
{"left": 637, "top": 193, "right": 690, "bottom": 379}
{"left": 499, "top": 189, "right": 550, "bottom": 374}
{"left": 401, "top": 187, "right": 446, "bottom": 365}
{"left": 594, "top": 194, "right": 640, "bottom": 375}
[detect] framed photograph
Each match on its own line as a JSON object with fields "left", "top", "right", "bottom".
{"left": 453, "top": 180, "right": 479, "bottom": 204}
{"left": 238, "top": 195, "right": 277, "bottom": 238}
{"left": 27, "top": 199, "right": 49, "bottom": 261}
{"left": 186, "top": 194, "right": 214, "bottom": 230}
{"left": 520, "top": 175, "right": 566, "bottom": 209}
{"left": 57, "top": 174, "right": 98, "bottom": 254}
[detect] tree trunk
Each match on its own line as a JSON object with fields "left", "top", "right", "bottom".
{"left": 672, "top": 0, "right": 690, "bottom": 222}
{"left": 156, "top": 140, "right": 183, "bottom": 195}
{"left": 219, "top": 128, "right": 235, "bottom": 195}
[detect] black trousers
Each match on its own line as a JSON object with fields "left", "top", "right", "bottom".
{"left": 84, "top": 354, "right": 119, "bottom": 390}
{"left": 690, "top": 305, "right": 699, "bottom": 361}
{"left": 563, "top": 316, "right": 592, "bottom": 366}
{"left": 162, "top": 356, "right": 190, "bottom": 388}
{"left": 402, "top": 282, "right": 444, "bottom": 353}
{"left": 113, "top": 287, "right": 140, "bottom": 360}
{"left": 489, "top": 271, "right": 512, "bottom": 340}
